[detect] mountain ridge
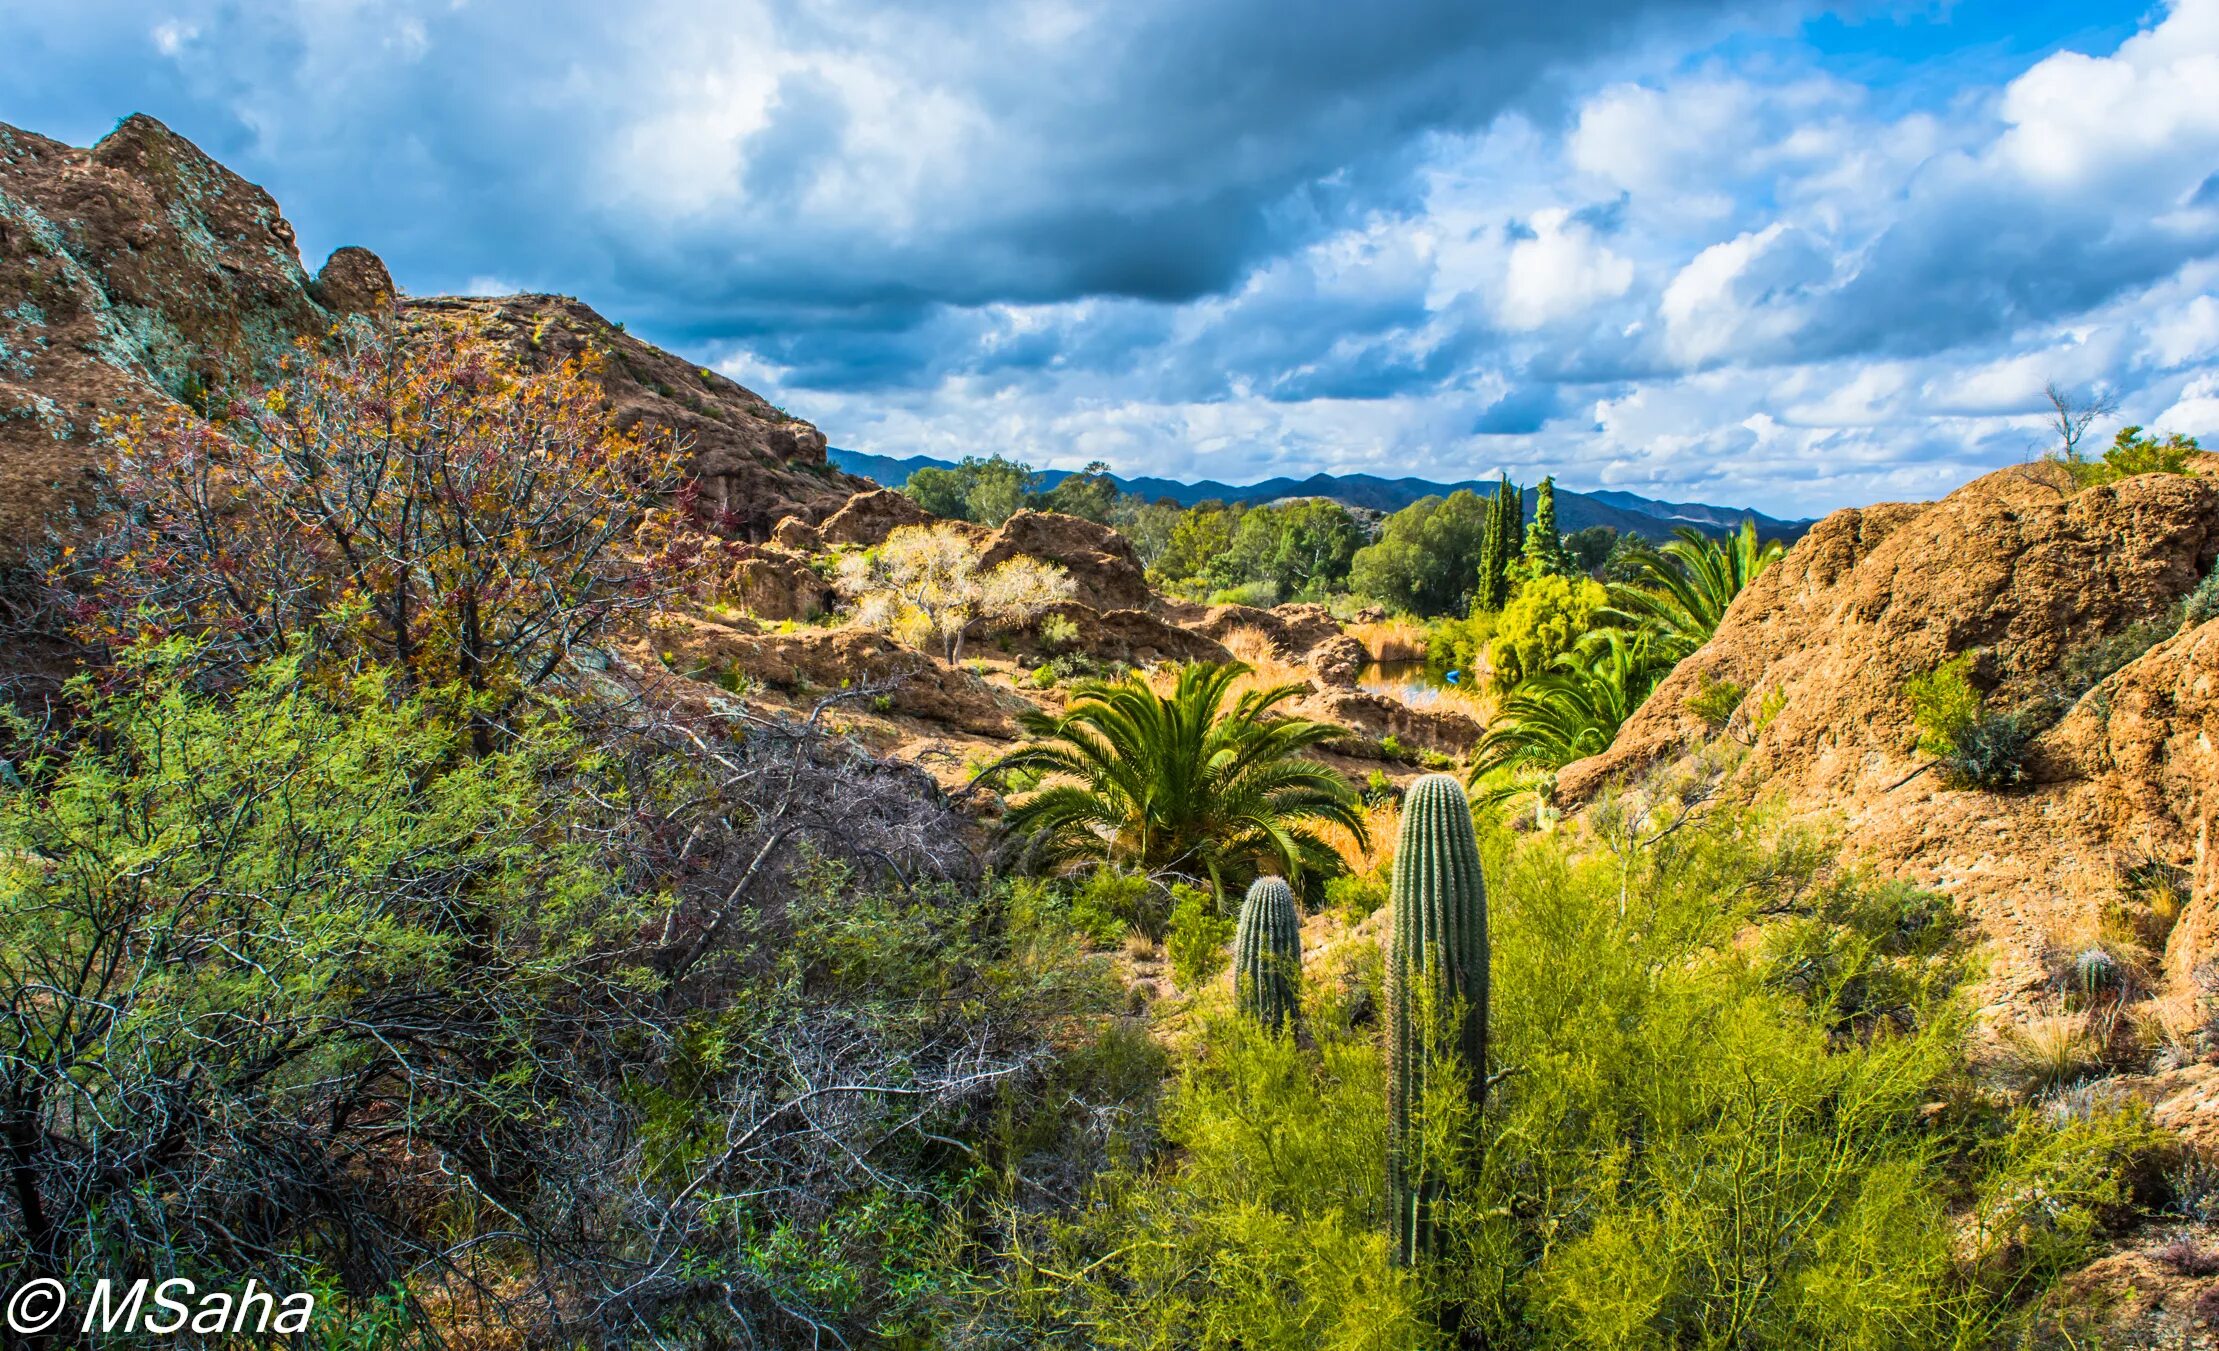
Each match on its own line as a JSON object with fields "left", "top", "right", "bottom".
{"left": 827, "top": 448, "right": 1813, "bottom": 541}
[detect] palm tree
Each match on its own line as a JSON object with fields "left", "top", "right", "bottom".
{"left": 981, "top": 661, "right": 1367, "bottom": 897}
{"left": 1468, "top": 632, "right": 1666, "bottom": 788}
{"left": 1602, "top": 519, "right": 1784, "bottom": 662}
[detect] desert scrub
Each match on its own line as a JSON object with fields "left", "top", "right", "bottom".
{"left": 1906, "top": 654, "right": 2028, "bottom": 788}
{"left": 974, "top": 796, "right": 2150, "bottom": 1347}
{"left": 1685, "top": 672, "right": 1746, "bottom": 728}
{"left": 1166, "top": 884, "right": 1236, "bottom": 989}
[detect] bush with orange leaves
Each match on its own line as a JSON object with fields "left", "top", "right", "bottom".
{"left": 56, "top": 321, "right": 685, "bottom": 719}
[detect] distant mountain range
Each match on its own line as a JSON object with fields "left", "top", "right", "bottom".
{"left": 827, "top": 449, "right": 1813, "bottom": 542}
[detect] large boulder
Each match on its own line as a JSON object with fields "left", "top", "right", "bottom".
{"left": 725, "top": 545, "right": 831, "bottom": 622}
{"left": 1034, "top": 603, "right": 1231, "bottom": 667}
{"left": 1309, "top": 635, "right": 1368, "bottom": 688}
{"left": 816, "top": 488, "right": 937, "bottom": 548}
{"left": 1301, "top": 687, "right": 1483, "bottom": 756}
{"left": 637, "top": 615, "right": 1024, "bottom": 737}
{"left": 980, "top": 511, "right": 1154, "bottom": 612}
{"left": 311, "top": 245, "right": 395, "bottom": 315}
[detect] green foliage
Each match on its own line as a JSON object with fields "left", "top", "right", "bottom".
{"left": 1422, "top": 611, "right": 1493, "bottom": 678}
{"left": 1510, "top": 475, "right": 1572, "bottom": 582}
{"left": 973, "top": 790, "right": 2165, "bottom": 1348}
{"left": 1076, "top": 865, "right": 1167, "bottom": 942}
{"left": 1043, "top": 460, "right": 1121, "bottom": 522}
{"left": 1326, "top": 869, "right": 1389, "bottom": 924}
{"left": 1601, "top": 519, "right": 1785, "bottom": 663}
{"left": 1234, "top": 876, "right": 1304, "bottom": 1032}
{"left": 1212, "top": 498, "right": 1366, "bottom": 600}
{"left": 1151, "top": 503, "right": 1240, "bottom": 590}
{"left": 984, "top": 661, "right": 1368, "bottom": 896}
{"left": 1486, "top": 573, "right": 1608, "bottom": 691}
{"left": 1387, "top": 774, "right": 1490, "bottom": 1268}
{"left": 1563, "top": 524, "right": 1619, "bottom": 575}
{"left": 1168, "top": 884, "right": 1237, "bottom": 989}
{"left": 2057, "top": 425, "right": 2201, "bottom": 488}
{"left": 1907, "top": 654, "right": 2029, "bottom": 789}
{"left": 1206, "top": 578, "right": 1282, "bottom": 607}
{"left": 997, "top": 1013, "right": 1425, "bottom": 1348}
{"left": 2183, "top": 563, "right": 2219, "bottom": 628}
{"left": 1472, "top": 474, "right": 1524, "bottom": 612}
{"left": 0, "top": 644, "right": 646, "bottom": 1310}
{"left": 1470, "top": 631, "right": 1667, "bottom": 784}
{"left": 1686, "top": 671, "right": 1747, "bottom": 728}
{"left": 1038, "top": 610, "right": 1081, "bottom": 650}
{"left": 1350, "top": 490, "right": 1493, "bottom": 617}
{"left": 901, "top": 453, "right": 1039, "bottom": 524}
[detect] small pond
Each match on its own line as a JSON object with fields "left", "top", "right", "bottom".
{"left": 1354, "top": 659, "right": 1469, "bottom": 708}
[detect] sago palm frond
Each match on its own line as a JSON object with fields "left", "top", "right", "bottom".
{"left": 980, "top": 661, "right": 1366, "bottom": 895}
{"left": 1600, "top": 520, "right": 1784, "bottom": 662}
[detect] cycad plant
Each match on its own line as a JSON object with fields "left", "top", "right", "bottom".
{"left": 1468, "top": 631, "right": 1667, "bottom": 787}
{"left": 1602, "top": 519, "right": 1783, "bottom": 661}
{"left": 981, "top": 661, "right": 1367, "bottom": 897}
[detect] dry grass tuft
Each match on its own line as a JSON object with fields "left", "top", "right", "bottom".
{"left": 1995, "top": 1014, "right": 2104, "bottom": 1097}
{"left": 1344, "top": 618, "right": 1427, "bottom": 662}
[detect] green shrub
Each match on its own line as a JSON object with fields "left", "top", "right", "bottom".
{"left": 1038, "top": 611, "right": 1081, "bottom": 650}
{"left": 1685, "top": 672, "right": 1747, "bottom": 728}
{"left": 1206, "top": 579, "right": 1281, "bottom": 608}
{"left": 1077, "top": 865, "right": 1167, "bottom": 942}
{"left": 979, "top": 796, "right": 2154, "bottom": 1347}
{"left": 1166, "top": 884, "right": 1236, "bottom": 989}
{"left": 1325, "top": 869, "right": 1388, "bottom": 924}
{"left": 1486, "top": 573, "right": 1607, "bottom": 691}
{"left": 2185, "top": 565, "right": 2219, "bottom": 628}
{"left": 1906, "top": 654, "right": 2028, "bottom": 788}
{"left": 1424, "top": 611, "right": 1493, "bottom": 676}
{"left": 2058, "top": 425, "right": 2201, "bottom": 487}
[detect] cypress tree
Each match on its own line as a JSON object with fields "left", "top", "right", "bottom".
{"left": 1521, "top": 476, "right": 1569, "bottom": 578}
{"left": 1474, "top": 473, "right": 1522, "bottom": 611}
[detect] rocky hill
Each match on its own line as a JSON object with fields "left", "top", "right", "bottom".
{"left": 1558, "top": 456, "right": 2219, "bottom": 1144}
{"left": 0, "top": 114, "right": 854, "bottom": 570}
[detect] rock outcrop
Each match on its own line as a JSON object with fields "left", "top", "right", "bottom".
{"left": 1033, "top": 602, "right": 1233, "bottom": 666}
{"left": 814, "top": 488, "right": 938, "bottom": 548}
{"left": 1195, "top": 602, "right": 1345, "bottom": 659}
{"left": 0, "top": 114, "right": 851, "bottom": 571}
{"left": 639, "top": 615, "right": 1026, "bottom": 737}
{"left": 980, "top": 510, "right": 1154, "bottom": 612}
{"left": 1559, "top": 459, "right": 2219, "bottom": 1010}
{"left": 0, "top": 115, "right": 337, "bottom": 561}
{"left": 414, "top": 295, "right": 856, "bottom": 538}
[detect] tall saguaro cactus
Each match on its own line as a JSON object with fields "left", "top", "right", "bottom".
{"left": 1386, "top": 773, "right": 1490, "bottom": 1268}
{"left": 1233, "top": 876, "right": 1302, "bottom": 1032}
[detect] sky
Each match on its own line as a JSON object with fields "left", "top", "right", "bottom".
{"left": 3, "top": 1, "right": 2216, "bottom": 516}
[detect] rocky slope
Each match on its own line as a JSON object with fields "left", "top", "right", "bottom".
{"left": 0, "top": 113, "right": 1469, "bottom": 785}
{"left": 1558, "top": 458, "right": 2219, "bottom": 1144}
{"left": 0, "top": 114, "right": 853, "bottom": 570}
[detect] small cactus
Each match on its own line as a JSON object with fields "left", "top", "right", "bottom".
{"left": 1386, "top": 773, "right": 1490, "bottom": 1268}
{"left": 1233, "top": 876, "right": 1302, "bottom": 1032}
